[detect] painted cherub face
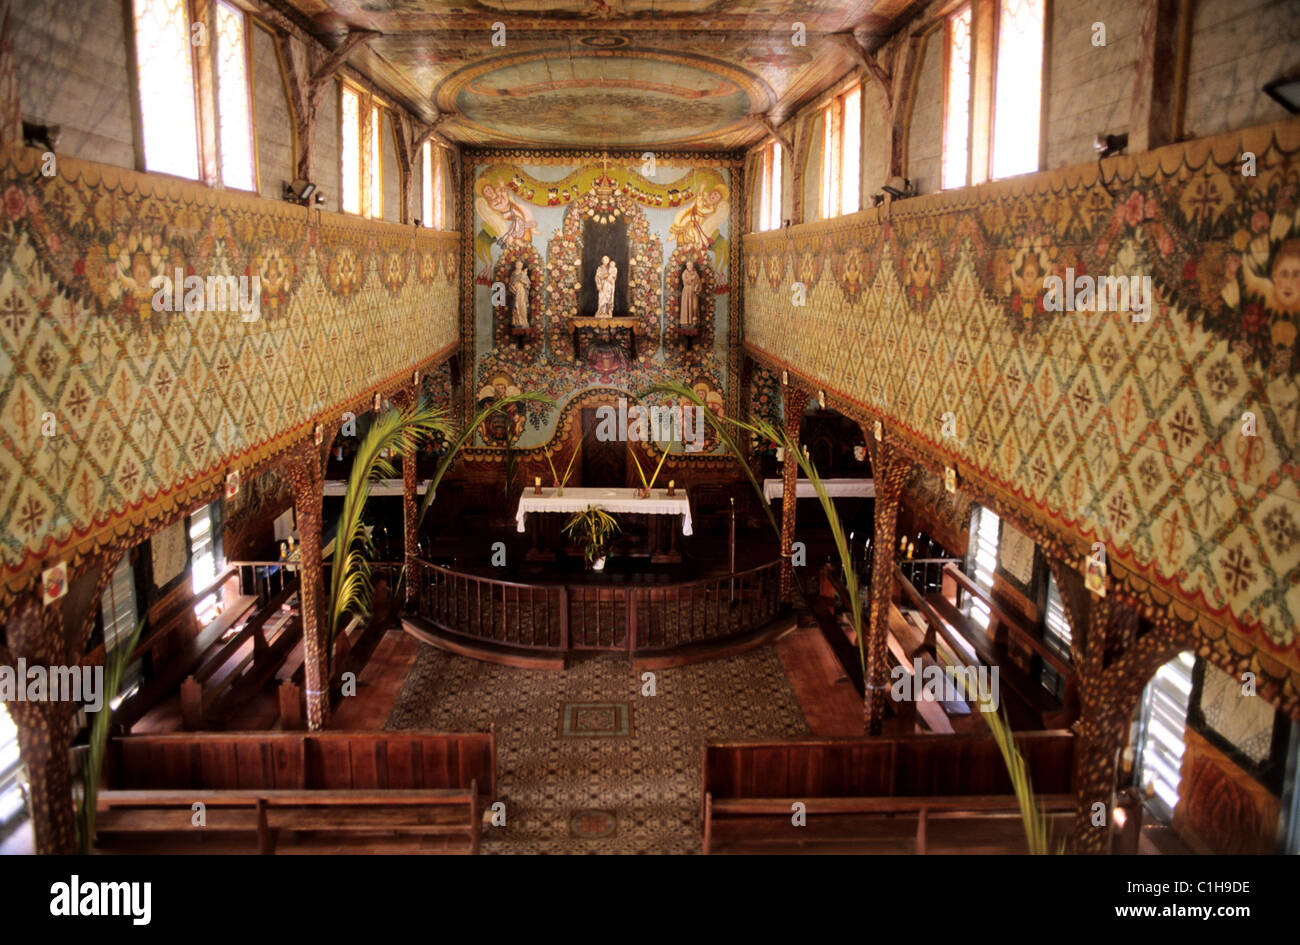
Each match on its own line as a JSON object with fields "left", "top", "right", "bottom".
{"left": 1018, "top": 255, "right": 1042, "bottom": 294}
{"left": 1271, "top": 249, "right": 1300, "bottom": 313}
{"left": 909, "top": 247, "right": 932, "bottom": 287}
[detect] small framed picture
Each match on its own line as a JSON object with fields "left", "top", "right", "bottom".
{"left": 313, "top": 424, "right": 324, "bottom": 446}
{"left": 873, "top": 420, "right": 882, "bottom": 442}
{"left": 944, "top": 466, "right": 957, "bottom": 494}
{"left": 373, "top": 392, "right": 382, "bottom": 412}
{"left": 41, "top": 562, "right": 68, "bottom": 605}
{"left": 1085, "top": 555, "right": 1107, "bottom": 596}
{"left": 226, "top": 469, "right": 241, "bottom": 499}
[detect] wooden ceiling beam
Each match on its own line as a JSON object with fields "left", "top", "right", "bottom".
{"left": 756, "top": 115, "right": 794, "bottom": 155}
{"left": 309, "top": 29, "right": 381, "bottom": 87}
{"left": 827, "top": 31, "right": 892, "bottom": 109}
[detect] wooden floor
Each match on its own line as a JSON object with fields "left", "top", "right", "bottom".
{"left": 773, "top": 624, "right": 865, "bottom": 735}
{"left": 128, "top": 617, "right": 864, "bottom": 739}
{"left": 331, "top": 629, "right": 422, "bottom": 728}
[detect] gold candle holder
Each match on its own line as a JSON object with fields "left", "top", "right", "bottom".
{"left": 533, "top": 476, "right": 542, "bottom": 496}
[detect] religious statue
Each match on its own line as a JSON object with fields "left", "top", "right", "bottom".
{"left": 595, "top": 255, "right": 618, "bottom": 318}
{"left": 680, "top": 261, "right": 701, "bottom": 329}
{"left": 509, "top": 260, "right": 531, "bottom": 329}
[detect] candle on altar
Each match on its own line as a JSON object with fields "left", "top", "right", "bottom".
{"left": 533, "top": 476, "right": 542, "bottom": 495}
{"left": 668, "top": 479, "right": 676, "bottom": 496}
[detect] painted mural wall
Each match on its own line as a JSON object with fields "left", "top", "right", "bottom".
{"left": 743, "top": 119, "right": 1300, "bottom": 708}
{"left": 464, "top": 152, "right": 738, "bottom": 451}
{"left": 0, "top": 147, "right": 460, "bottom": 604}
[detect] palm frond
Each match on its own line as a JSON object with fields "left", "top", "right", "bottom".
{"left": 328, "top": 399, "right": 452, "bottom": 657}
{"left": 640, "top": 382, "right": 783, "bottom": 539}
{"left": 415, "top": 392, "right": 555, "bottom": 532}
{"left": 978, "top": 694, "right": 1059, "bottom": 854}
{"left": 559, "top": 433, "right": 585, "bottom": 489}
{"left": 78, "top": 615, "right": 147, "bottom": 854}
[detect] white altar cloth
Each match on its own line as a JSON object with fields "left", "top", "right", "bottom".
{"left": 515, "top": 486, "right": 693, "bottom": 535}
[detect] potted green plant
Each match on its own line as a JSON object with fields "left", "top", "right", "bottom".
{"left": 562, "top": 506, "right": 621, "bottom": 571}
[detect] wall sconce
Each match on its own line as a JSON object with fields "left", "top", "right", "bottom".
{"left": 22, "top": 120, "right": 60, "bottom": 153}
{"left": 880, "top": 176, "right": 912, "bottom": 199}
{"left": 1094, "top": 133, "right": 1128, "bottom": 158}
{"left": 1263, "top": 70, "right": 1300, "bottom": 113}
{"left": 284, "top": 179, "right": 323, "bottom": 205}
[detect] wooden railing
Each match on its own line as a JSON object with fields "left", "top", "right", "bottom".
{"left": 898, "top": 557, "right": 964, "bottom": 597}
{"left": 407, "top": 558, "right": 785, "bottom": 660}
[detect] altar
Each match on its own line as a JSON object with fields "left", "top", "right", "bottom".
{"left": 516, "top": 486, "right": 691, "bottom": 563}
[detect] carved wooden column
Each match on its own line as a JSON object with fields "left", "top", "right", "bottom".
{"left": 395, "top": 384, "right": 420, "bottom": 605}
{"left": 284, "top": 440, "right": 329, "bottom": 730}
{"left": 2, "top": 593, "right": 76, "bottom": 854}
{"left": 1046, "top": 555, "right": 1184, "bottom": 853}
{"left": 863, "top": 437, "right": 908, "bottom": 734}
{"left": 2, "top": 545, "right": 125, "bottom": 854}
{"left": 778, "top": 385, "right": 809, "bottom": 603}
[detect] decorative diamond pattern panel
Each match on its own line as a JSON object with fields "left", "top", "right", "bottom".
{"left": 0, "top": 148, "right": 459, "bottom": 601}
{"left": 744, "top": 120, "right": 1300, "bottom": 682}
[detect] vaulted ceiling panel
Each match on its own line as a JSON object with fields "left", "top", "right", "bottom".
{"left": 269, "top": 0, "right": 918, "bottom": 149}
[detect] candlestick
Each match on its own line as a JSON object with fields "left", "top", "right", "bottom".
{"left": 667, "top": 479, "right": 675, "bottom": 496}
{"left": 533, "top": 476, "right": 542, "bottom": 496}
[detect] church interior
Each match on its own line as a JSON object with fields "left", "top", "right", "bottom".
{"left": 0, "top": 0, "right": 1298, "bottom": 860}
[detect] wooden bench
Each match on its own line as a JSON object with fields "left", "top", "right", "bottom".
{"left": 702, "top": 731, "right": 1075, "bottom": 854}
{"left": 180, "top": 584, "right": 302, "bottom": 729}
{"left": 96, "top": 731, "right": 496, "bottom": 854}
{"left": 96, "top": 787, "right": 480, "bottom": 854}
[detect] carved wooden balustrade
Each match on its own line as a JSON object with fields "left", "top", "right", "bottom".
{"left": 406, "top": 558, "right": 785, "bottom": 664}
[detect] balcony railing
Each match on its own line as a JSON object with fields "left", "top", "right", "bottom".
{"left": 407, "top": 558, "right": 785, "bottom": 661}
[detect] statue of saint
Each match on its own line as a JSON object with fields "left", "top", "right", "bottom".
{"left": 680, "top": 261, "right": 701, "bottom": 328}
{"left": 594, "top": 255, "right": 617, "bottom": 318}
{"left": 509, "top": 260, "right": 530, "bottom": 329}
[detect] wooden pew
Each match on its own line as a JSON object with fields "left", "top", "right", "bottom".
{"left": 702, "top": 731, "right": 1075, "bottom": 854}
{"left": 96, "top": 787, "right": 480, "bottom": 854}
{"left": 96, "top": 731, "right": 495, "bottom": 854}
{"left": 179, "top": 585, "right": 301, "bottom": 729}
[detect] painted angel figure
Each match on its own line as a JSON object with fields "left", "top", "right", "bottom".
{"left": 595, "top": 255, "right": 618, "bottom": 318}
{"left": 680, "top": 261, "right": 701, "bottom": 328}
{"left": 509, "top": 261, "right": 531, "bottom": 329}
